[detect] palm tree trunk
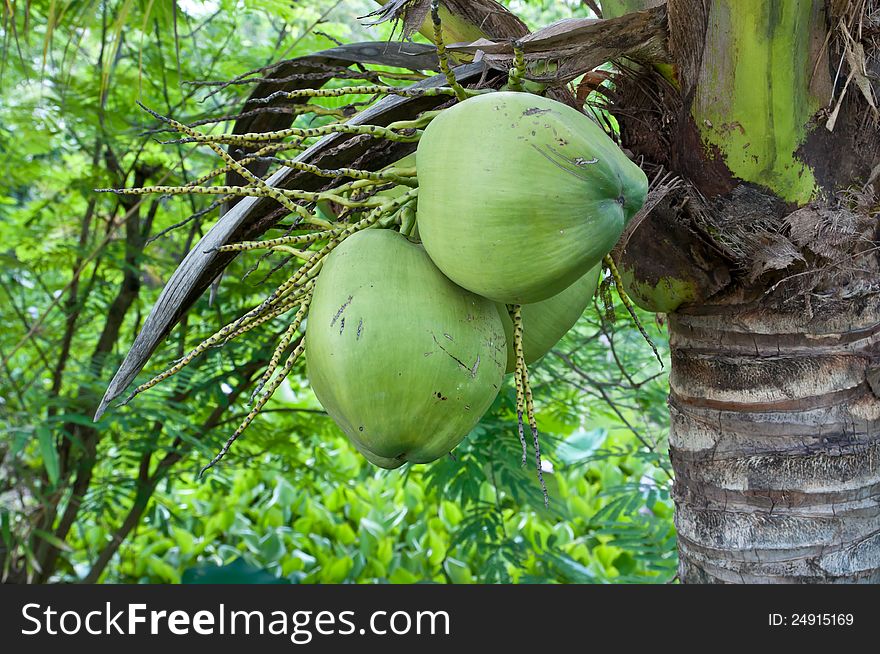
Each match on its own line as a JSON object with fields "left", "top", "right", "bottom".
{"left": 668, "top": 294, "right": 880, "bottom": 582}
{"left": 606, "top": 0, "right": 880, "bottom": 582}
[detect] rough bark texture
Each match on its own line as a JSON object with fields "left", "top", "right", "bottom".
{"left": 669, "top": 291, "right": 880, "bottom": 582}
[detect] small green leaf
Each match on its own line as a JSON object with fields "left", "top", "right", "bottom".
{"left": 548, "top": 552, "right": 599, "bottom": 584}
{"left": 37, "top": 427, "right": 60, "bottom": 487}
{"left": 1, "top": 510, "right": 12, "bottom": 548}
{"left": 10, "top": 430, "right": 29, "bottom": 457}
{"left": 171, "top": 526, "right": 195, "bottom": 555}
{"left": 258, "top": 531, "right": 284, "bottom": 562}
{"left": 389, "top": 567, "right": 421, "bottom": 584}
{"left": 443, "top": 557, "right": 474, "bottom": 584}
{"left": 32, "top": 529, "right": 72, "bottom": 552}
{"left": 556, "top": 428, "right": 606, "bottom": 465}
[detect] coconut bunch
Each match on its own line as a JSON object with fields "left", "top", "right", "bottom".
{"left": 104, "top": 6, "right": 648, "bottom": 501}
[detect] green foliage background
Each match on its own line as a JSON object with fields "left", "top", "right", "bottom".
{"left": 0, "top": 0, "right": 675, "bottom": 583}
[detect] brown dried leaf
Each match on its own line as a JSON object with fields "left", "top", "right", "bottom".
{"left": 448, "top": 6, "right": 669, "bottom": 84}
{"left": 360, "top": 0, "right": 431, "bottom": 41}
{"left": 575, "top": 70, "right": 612, "bottom": 104}
{"left": 785, "top": 205, "right": 861, "bottom": 260}
{"left": 844, "top": 24, "right": 878, "bottom": 112}
{"left": 616, "top": 169, "right": 683, "bottom": 249}
{"left": 827, "top": 20, "right": 879, "bottom": 130}
{"left": 746, "top": 233, "right": 805, "bottom": 282}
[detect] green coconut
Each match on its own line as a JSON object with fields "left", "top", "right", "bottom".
{"left": 305, "top": 228, "right": 506, "bottom": 469}
{"left": 617, "top": 266, "right": 699, "bottom": 314}
{"left": 613, "top": 201, "right": 729, "bottom": 314}
{"left": 498, "top": 264, "right": 601, "bottom": 373}
{"left": 416, "top": 91, "right": 647, "bottom": 304}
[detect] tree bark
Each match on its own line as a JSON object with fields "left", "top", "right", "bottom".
{"left": 668, "top": 294, "right": 880, "bottom": 582}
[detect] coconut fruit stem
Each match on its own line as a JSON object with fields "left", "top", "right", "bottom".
{"left": 400, "top": 205, "right": 417, "bottom": 237}
{"left": 431, "top": 0, "right": 468, "bottom": 101}
{"left": 603, "top": 254, "right": 663, "bottom": 368}
{"left": 137, "top": 102, "right": 327, "bottom": 227}
{"left": 250, "top": 284, "right": 314, "bottom": 404}
{"left": 508, "top": 304, "right": 529, "bottom": 466}
{"left": 520, "top": 365, "right": 549, "bottom": 507}
{"left": 185, "top": 142, "right": 293, "bottom": 189}
{"left": 250, "top": 85, "right": 465, "bottom": 107}
{"left": 508, "top": 303, "right": 549, "bottom": 506}
{"left": 251, "top": 158, "right": 418, "bottom": 185}
{"left": 219, "top": 292, "right": 304, "bottom": 344}
{"left": 101, "top": 184, "right": 392, "bottom": 221}
{"left": 217, "top": 228, "right": 341, "bottom": 253}
{"left": 199, "top": 338, "right": 307, "bottom": 479}
{"left": 238, "top": 189, "right": 419, "bottom": 332}
{"left": 167, "top": 122, "right": 422, "bottom": 148}
{"left": 387, "top": 111, "right": 443, "bottom": 132}
{"left": 220, "top": 269, "right": 322, "bottom": 346}
{"left": 117, "top": 283, "right": 314, "bottom": 407}
{"left": 507, "top": 40, "right": 527, "bottom": 92}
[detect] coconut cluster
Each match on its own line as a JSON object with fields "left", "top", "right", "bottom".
{"left": 110, "top": 88, "right": 648, "bottom": 479}
{"left": 306, "top": 92, "right": 648, "bottom": 469}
